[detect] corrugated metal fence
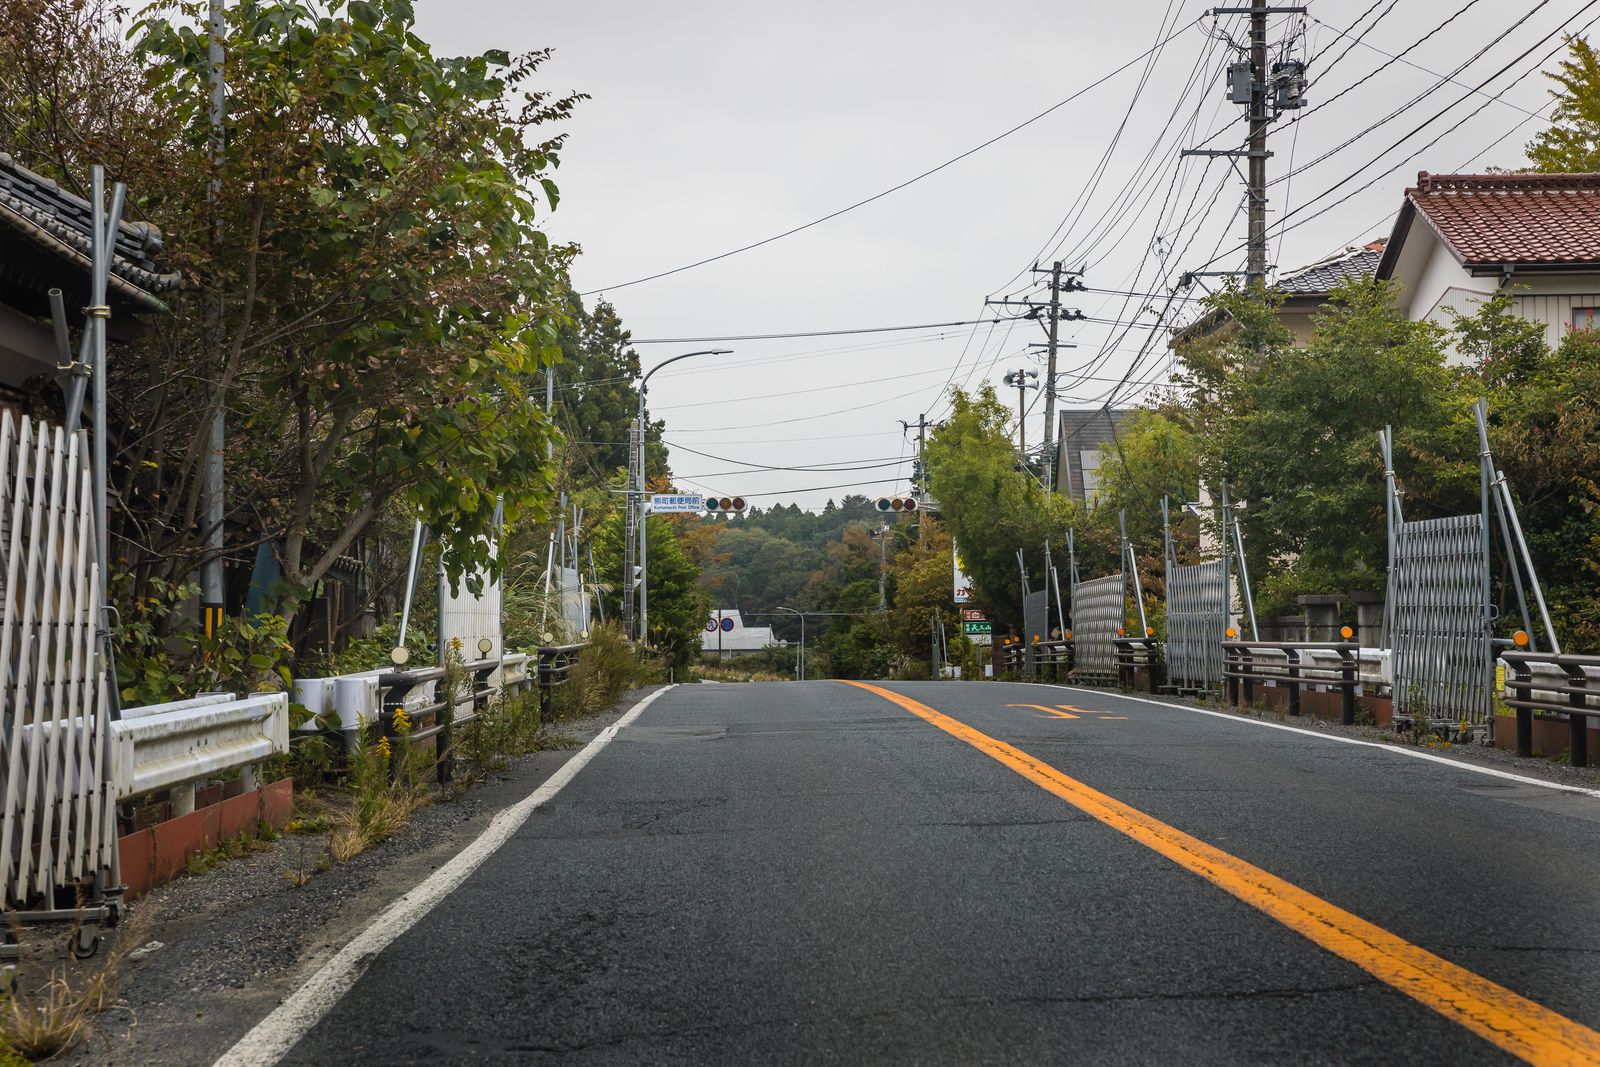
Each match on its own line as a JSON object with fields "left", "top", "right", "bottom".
{"left": 1072, "top": 573, "right": 1125, "bottom": 683}
{"left": 1390, "top": 513, "right": 1492, "bottom": 726}
{"left": 1166, "top": 559, "right": 1227, "bottom": 691}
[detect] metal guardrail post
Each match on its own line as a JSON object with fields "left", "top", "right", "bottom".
{"left": 538, "top": 649, "right": 555, "bottom": 722}
{"left": 1287, "top": 652, "right": 1301, "bottom": 717}
{"left": 1567, "top": 664, "right": 1589, "bottom": 769}
{"left": 1225, "top": 644, "right": 1238, "bottom": 706}
{"left": 379, "top": 681, "right": 404, "bottom": 783}
{"left": 1512, "top": 660, "right": 1534, "bottom": 758}
{"left": 1241, "top": 646, "right": 1254, "bottom": 707}
{"left": 1339, "top": 648, "right": 1356, "bottom": 726}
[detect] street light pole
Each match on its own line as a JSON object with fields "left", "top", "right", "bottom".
{"left": 638, "top": 349, "right": 731, "bottom": 646}
{"left": 774, "top": 606, "right": 804, "bottom": 680}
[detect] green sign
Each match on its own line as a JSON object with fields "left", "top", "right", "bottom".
{"left": 963, "top": 621, "right": 991, "bottom": 635}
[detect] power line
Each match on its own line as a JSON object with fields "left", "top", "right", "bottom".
{"left": 664, "top": 429, "right": 900, "bottom": 444}
{"left": 663, "top": 441, "right": 907, "bottom": 470}
{"left": 1190, "top": 0, "right": 1600, "bottom": 275}
{"left": 1306, "top": 8, "right": 1553, "bottom": 125}
{"left": 578, "top": 18, "right": 1203, "bottom": 296}
{"left": 1269, "top": 0, "right": 1549, "bottom": 190}
{"left": 675, "top": 457, "right": 913, "bottom": 480}
{"left": 651, "top": 357, "right": 986, "bottom": 413}
{"left": 627, "top": 315, "right": 1025, "bottom": 344}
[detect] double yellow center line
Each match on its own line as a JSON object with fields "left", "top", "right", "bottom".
{"left": 845, "top": 681, "right": 1600, "bottom": 1066}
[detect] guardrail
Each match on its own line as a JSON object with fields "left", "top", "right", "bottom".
{"left": 534, "top": 644, "right": 586, "bottom": 719}
{"left": 111, "top": 692, "right": 290, "bottom": 809}
{"left": 1113, "top": 636, "right": 1159, "bottom": 693}
{"left": 1224, "top": 640, "right": 1360, "bottom": 725}
{"left": 997, "top": 637, "right": 1025, "bottom": 675}
{"left": 1501, "top": 651, "right": 1600, "bottom": 768}
{"left": 1031, "top": 639, "right": 1071, "bottom": 681}
{"left": 370, "top": 645, "right": 588, "bottom": 783}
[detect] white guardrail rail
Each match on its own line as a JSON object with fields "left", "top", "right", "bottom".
{"left": 110, "top": 692, "right": 289, "bottom": 804}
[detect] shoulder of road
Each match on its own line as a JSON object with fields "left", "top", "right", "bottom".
{"left": 66, "top": 687, "right": 668, "bottom": 1067}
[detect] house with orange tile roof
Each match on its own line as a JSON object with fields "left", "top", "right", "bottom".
{"left": 1375, "top": 171, "right": 1600, "bottom": 351}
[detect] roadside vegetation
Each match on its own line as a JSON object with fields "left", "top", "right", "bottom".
{"left": 278, "top": 623, "right": 649, "bottom": 884}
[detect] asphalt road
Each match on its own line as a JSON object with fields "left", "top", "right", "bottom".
{"left": 263, "top": 680, "right": 1600, "bottom": 1065}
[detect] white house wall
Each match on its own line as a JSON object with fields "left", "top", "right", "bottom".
{"left": 1393, "top": 223, "right": 1600, "bottom": 355}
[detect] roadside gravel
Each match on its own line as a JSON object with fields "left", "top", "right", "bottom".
{"left": 65, "top": 686, "right": 665, "bottom": 1067}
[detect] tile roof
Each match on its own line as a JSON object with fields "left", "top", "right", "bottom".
{"left": 1404, "top": 171, "right": 1600, "bottom": 267}
{"left": 0, "top": 152, "right": 181, "bottom": 302}
{"left": 1275, "top": 242, "right": 1385, "bottom": 295}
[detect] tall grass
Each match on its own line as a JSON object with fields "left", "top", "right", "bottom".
{"left": 551, "top": 623, "right": 647, "bottom": 719}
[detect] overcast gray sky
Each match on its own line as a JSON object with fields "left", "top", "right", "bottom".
{"left": 415, "top": 0, "right": 1584, "bottom": 509}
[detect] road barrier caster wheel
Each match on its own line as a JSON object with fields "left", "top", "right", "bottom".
{"left": 70, "top": 929, "right": 100, "bottom": 960}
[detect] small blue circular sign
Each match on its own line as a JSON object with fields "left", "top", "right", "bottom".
{"left": 720, "top": 617, "right": 735, "bottom": 632}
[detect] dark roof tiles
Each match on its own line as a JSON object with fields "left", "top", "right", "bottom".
{"left": 0, "top": 153, "right": 181, "bottom": 299}
{"left": 1275, "top": 244, "right": 1384, "bottom": 295}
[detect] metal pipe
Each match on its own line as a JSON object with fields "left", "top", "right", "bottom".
{"left": 1474, "top": 399, "right": 1494, "bottom": 665}
{"left": 1232, "top": 515, "right": 1259, "bottom": 641}
{"left": 1219, "top": 481, "right": 1232, "bottom": 637}
{"left": 1497, "top": 474, "right": 1561, "bottom": 655}
{"left": 1121, "top": 510, "right": 1148, "bottom": 637}
{"left": 1047, "top": 541, "right": 1066, "bottom": 639}
{"left": 397, "top": 518, "right": 424, "bottom": 647}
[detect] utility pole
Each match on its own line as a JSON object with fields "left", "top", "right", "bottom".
{"left": 989, "top": 270, "right": 1081, "bottom": 485}
{"left": 623, "top": 419, "right": 639, "bottom": 640}
{"left": 1042, "top": 261, "right": 1061, "bottom": 490}
{"left": 1246, "top": 0, "right": 1269, "bottom": 283}
{"left": 201, "top": 0, "right": 226, "bottom": 637}
{"left": 873, "top": 525, "right": 891, "bottom": 611}
{"left": 899, "top": 412, "right": 935, "bottom": 541}
{"left": 899, "top": 413, "right": 933, "bottom": 501}
{"left": 1183, "top": 2, "right": 1306, "bottom": 287}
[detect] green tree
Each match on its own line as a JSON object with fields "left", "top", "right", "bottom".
{"left": 117, "top": 0, "right": 576, "bottom": 625}
{"left": 924, "top": 385, "right": 1080, "bottom": 631}
{"left": 1488, "top": 327, "right": 1600, "bottom": 651}
{"left": 1088, "top": 408, "right": 1200, "bottom": 559}
{"left": 592, "top": 514, "right": 707, "bottom": 670}
{"left": 886, "top": 523, "right": 957, "bottom": 674}
{"left": 554, "top": 298, "right": 668, "bottom": 488}
{"left": 1200, "top": 280, "right": 1471, "bottom": 604}
{"left": 1526, "top": 36, "right": 1600, "bottom": 172}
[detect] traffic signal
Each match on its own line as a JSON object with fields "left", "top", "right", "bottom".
{"left": 629, "top": 565, "right": 643, "bottom": 590}
{"left": 704, "top": 495, "right": 747, "bottom": 515}
{"left": 874, "top": 496, "right": 919, "bottom": 513}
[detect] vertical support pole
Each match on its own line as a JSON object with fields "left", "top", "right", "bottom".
{"left": 201, "top": 0, "right": 228, "bottom": 638}
{"left": 623, "top": 419, "right": 638, "bottom": 640}
{"left": 1241, "top": 645, "right": 1254, "bottom": 707}
{"left": 1219, "top": 480, "right": 1233, "bottom": 640}
{"left": 1042, "top": 261, "right": 1061, "bottom": 492}
{"left": 1232, "top": 515, "right": 1260, "bottom": 641}
{"left": 1287, "top": 652, "right": 1301, "bottom": 717}
{"left": 1340, "top": 647, "right": 1356, "bottom": 726}
{"left": 1568, "top": 667, "right": 1589, "bottom": 769}
{"left": 398, "top": 518, "right": 424, "bottom": 647}
{"left": 1226, "top": 643, "right": 1238, "bottom": 706}
{"left": 1511, "top": 660, "right": 1533, "bottom": 758}
{"left": 1246, "top": 0, "right": 1268, "bottom": 285}
{"left": 638, "top": 410, "right": 649, "bottom": 646}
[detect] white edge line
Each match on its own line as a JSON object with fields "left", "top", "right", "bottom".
{"left": 211, "top": 685, "right": 676, "bottom": 1067}
{"left": 1038, "top": 683, "right": 1600, "bottom": 801}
